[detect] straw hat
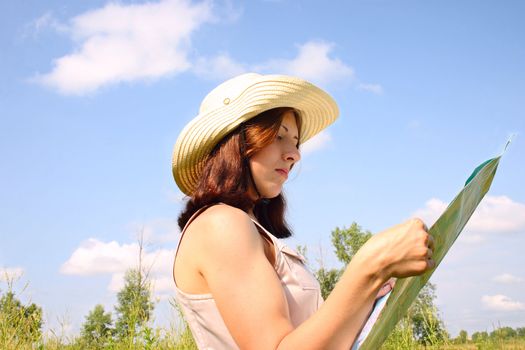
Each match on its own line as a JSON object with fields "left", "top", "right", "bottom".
{"left": 172, "top": 73, "right": 339, "bottom": 195}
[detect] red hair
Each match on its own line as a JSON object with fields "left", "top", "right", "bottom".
{"left": 177, "top": 107, "right": 301, "bottom": 238}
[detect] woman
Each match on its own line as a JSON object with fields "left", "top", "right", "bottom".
{"left": 172, "top": 73, "right": 434, "bottom": 349}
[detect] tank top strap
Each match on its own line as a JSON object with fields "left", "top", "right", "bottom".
{"left": 250, "top": 219, "right": 279, "bottom": 244}
{"left": 251, "top": 219, "right": 308, "bottom": 264}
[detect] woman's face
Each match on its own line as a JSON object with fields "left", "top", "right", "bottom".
{"left": 249, "top": 111, "right": 301, "bottom": 199}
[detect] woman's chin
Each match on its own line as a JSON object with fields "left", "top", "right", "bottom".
{"left": 262, "top": 188, "right": 283, "bottom": 199}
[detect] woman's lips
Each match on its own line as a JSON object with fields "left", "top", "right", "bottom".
{"left": 276, "top": 168, "right": 289, "bottom": 178}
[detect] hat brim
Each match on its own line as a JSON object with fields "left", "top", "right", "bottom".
{"left": 172, "top": 74, "right": 339, "bottom": 195}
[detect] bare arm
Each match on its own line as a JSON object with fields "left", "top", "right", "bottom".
{"left": 280, "top": 218, "right": 434, "bottom": 349}
{"left": 194, "top": 206, "right": 433, "bottom": 349}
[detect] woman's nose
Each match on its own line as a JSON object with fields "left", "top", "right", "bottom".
{"left": 283, "top": 145, "right": 301, "bottom": 163}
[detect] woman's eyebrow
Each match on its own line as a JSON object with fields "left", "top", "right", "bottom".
{"left": 280, "top": 125, "right": 299, "bottom": 140}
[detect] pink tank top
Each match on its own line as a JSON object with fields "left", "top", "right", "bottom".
{"left": 173, "top": 206, "right": 323, "bottom": 349}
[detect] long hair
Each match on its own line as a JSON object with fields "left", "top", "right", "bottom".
{"left": 177, "top": 107, "right": 301, "bottom": 238}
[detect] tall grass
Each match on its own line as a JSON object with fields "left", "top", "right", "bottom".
{"left": 382, "top": 314, "right": 418, "bottom": 350}
{"left": 0, "top": 277, "right": 197, "bottom": 350}
{"left": 1, "top": 274, "right": 523, "bottom": 349}
{"left": 0, "top": 275, "right": 43, "bottom": 350}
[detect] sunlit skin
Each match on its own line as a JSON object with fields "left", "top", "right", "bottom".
{"left": 173, "top": 110, "right": 435, "bottom": 349}
{"left": 248, "top": 111, "right": 301, "bottom": 201}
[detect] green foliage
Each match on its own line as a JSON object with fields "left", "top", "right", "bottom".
{"left": 114, "top": 268, "right": 155, "bottom": 341}
{"left": 455, "top": 329, "right": 468, "bottom": 344}
{"left": 78, "top": 304, "right": 114, "bottom": 349}
{"left": 408, "top": 282, "right": 448, "bottom": 345}
{"left": 382, "top": 314, "right": 418, "bottom": 350}
{"left": 331, "top": 223, "right": 372, "bottom": 265}
{"left": 469, "top": 326, "right": 525, "bottom": 349}
{"left": 517, "top": 327, "right": 525, "bottom": 337}
{"left": 0, "top": 289, "right": 42, "bottom": 348}
{"left": 315, "top": 267, "right": 343, "bottom": 300}
{"left": 472, "top": 330, "right": 489, "bottom": 342}
{"left": 491, "top": 326, "right": 517, "bottom": 340}
{"left": 157, "top": 299, "right": 198, "bottom": 350}
{"left": 316, "top": 223, "right": 371, "bottom": 301}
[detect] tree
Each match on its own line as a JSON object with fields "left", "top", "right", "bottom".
{"left": 315, "top": 223, "right": 370, "bottom": 299}
{"left": 409, "top": 282, "right": 448, "bottom": 345}
{"left": 456, "top": 329, "right": 468, "bottom": 343}
{"left": 331, "top": 223, "right": 372, "bottom": 265}
{"left": 517, "top": 327, "right": 525, "bottom": 338}
{"left": 472, "top": 331, "right": 489, "bottom": 342}
{"left": 79, "top": 304, "right": 114, "bottom": 348}
{"left": 315, "top": 267, "right": 343, "bottom": 300}
{"left": 314, "top": 223, "right": 373, "bottom": 300}
{"left": 0, "top": 290, "right": 42, "bottom": 346}
{"left": 114, "top": 268, "right": 154, "bottom": 340}
{"left": 491, "top": 326, "right": 517, "bottom": 340}
{"left": 113, "top": 230, "right": 156, "bottom": 344}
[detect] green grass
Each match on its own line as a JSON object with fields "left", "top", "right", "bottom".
{"left": 2, "top": 304, "right": 524, "bottom": 350}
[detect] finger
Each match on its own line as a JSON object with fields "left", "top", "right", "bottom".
{"left": 427, "top": 258, "right": 436, "bottom": 270}
{"left": 411, "top": 217, "right": 425, "bottom": 229}
{"left": 427, "top": 234, "right": 435, "bottom": 250}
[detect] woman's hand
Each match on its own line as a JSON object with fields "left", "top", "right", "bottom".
{"left": 356, "top": 218, "right": 435, "bottom": 281}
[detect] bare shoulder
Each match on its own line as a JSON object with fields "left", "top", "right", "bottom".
{"left": 195, "top": 204, "right": 251, "bottom": 228}
{"left": 191, "top": 204, "right": 255, "bottom": 237}
{"left": 187, "top": 204, "right": 263, "bottom": 261}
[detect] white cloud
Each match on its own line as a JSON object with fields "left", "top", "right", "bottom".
{"left": 193, "top": 53, "right": 247, "bottom": 80}
{"left": 482, "top": 295, "right": 525, "bottom": 311}
{"left": 357, "top": 83, "right": 384, "bottom": 95}
{"left": 412, "top": 198, "right": 448, "bottom": 226}
{"left": 108, "top": 272, "right": 126, "bottom": 293}
{"left": 300, "top": 130, "right": 332, "bottom": 155}
{"left": 412, "top": 195, "right": 525, "bottom": 235}
{"left": 465, "top": 195, "right": 525, "bottom": 233}
{"left": 458, "top": 234, "right": 485, "bottom": 244}
{"left": 34, "top": 0, "right": 213, "bottom": 95}
{"left": 33, "top": 4, "right": 377, "bottom": 96}
{"left": 256, "top": 41, "right": 354, "bottom": 86}
{"left": 0, "top": 266, "right": 25, "bottom": 282}
{"left": 494, "top": 273, "right": 523, "bottom": 284}
{"left": 108, "top": 271, "right": 176, "bottom": 294}
{"left": 193, "top": 41, "right": 356, "bottom": 87}
{"left": 192, "top": 40, "right": 357, "bottom": 87}
{"left": 151, "top": 275, "right": 177, "bottom": 294}
{"left": 60, "top": 239, "right": 139, "bottom": 275}
{"left": 61, "top": 238, "right": 176, "bottom": 294}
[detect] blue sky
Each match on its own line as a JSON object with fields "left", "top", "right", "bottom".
{"left": 1, "top": 0, "right": 524, "bottom": 338}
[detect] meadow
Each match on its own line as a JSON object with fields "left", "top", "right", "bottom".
{"left": 3, "top": 266, "right": 524, "bottom": 350}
